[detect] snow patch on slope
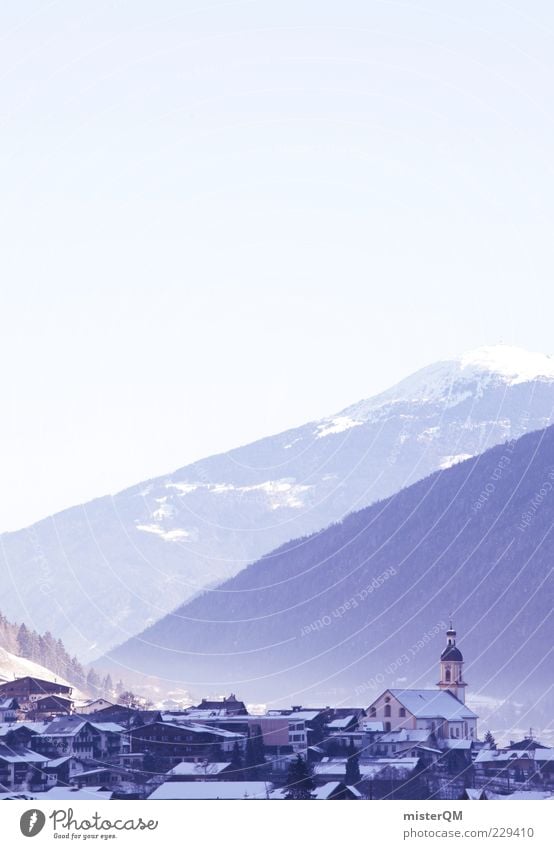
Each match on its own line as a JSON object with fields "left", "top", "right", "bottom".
{"left": 315, "top": 416, "right": 364, "bottom": 439}
{"left": 164, "top": 478, "right": 312, "bottom": 511}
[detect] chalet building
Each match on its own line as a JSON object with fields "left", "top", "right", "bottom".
{"left": 28, "top": 695, "right": 73, "bottom": 720}
{"left": 0, "top": 698, "right": 19, "bottom": 723}
{"left": 78, "top": 699, "right": 115, "bottom": 715}
{"left": 367, "top": 624, "right": 478, "bottom": 740}
{"left": 130, "top": 720, "right": 246, "bottom": 768}
{"left": 193, "top": 694, "right": 248, "bottom": 716}
{"left": 32, "top": 717, "right": 127, "bottom": 761}
{"left": 0, "top": 743, "right": 48, "bottom": 792}
{"left": 474, "top": 742, "right": 554, "bottom": 788}
{"left": 0, "top": 677, "right": 72, "bottom": 711}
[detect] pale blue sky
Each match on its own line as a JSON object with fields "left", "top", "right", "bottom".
{"left": 1, "top": 0, "right": 554, "bottom": 530}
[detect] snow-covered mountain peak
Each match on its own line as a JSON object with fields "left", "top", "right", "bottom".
{"left": 339, "top": 345, "right": 554, "bottom": 423}
{"left": 458, "top": 345, "right": 554, "bottom": 384}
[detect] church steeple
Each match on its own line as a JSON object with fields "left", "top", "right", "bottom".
{"left": 437, "top": 621, "right": 467, "bottom": 703}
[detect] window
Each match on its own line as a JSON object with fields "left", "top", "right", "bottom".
{"left": 455, "top": 728, "right": 460, "bottom": 738}
{"left": 399, "top": 708, "right": 406, "bottom": 718}
{"left": 384, "top": 705, "right": 391, "bottom": 717}
{"left": 385, "top": 722, "right": 391, "bottom": 732}
{"left": 369, "top": 707, "right": 376, "bottom": 717}
{"left": 445, "top": 668, "right": 451, "bottom": 682}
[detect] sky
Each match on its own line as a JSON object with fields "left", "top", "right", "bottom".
{"left": 1, "top": 0, "right": 554, "bottom": 531}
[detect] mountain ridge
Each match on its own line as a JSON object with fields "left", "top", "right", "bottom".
{"left": 1, "top": 344, "right": 553, "bottom": 662}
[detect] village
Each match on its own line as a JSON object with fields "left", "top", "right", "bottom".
{"left": 0, "top": 625, "right": 552, "bottom": 801}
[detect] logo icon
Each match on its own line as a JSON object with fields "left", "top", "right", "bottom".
{"left": 20, "top": 809, "right": 46, "bottom": 837}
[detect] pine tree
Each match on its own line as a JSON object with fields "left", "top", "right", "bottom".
{"left": 285, "top": 754, "right": 315, "bottom": 800}
{"left": 17, "top": 623, "right": 33, "bottom": 658}
{"left": 484, "top": 730, "right": 496, "bottom": 749}
{"left": 345, "top": 740, "right": 361, "bottom": 786}
{"left": 102, "top": 674, "right": 114, "bottom": 698}
{"left": 86, "top": 668, "right": 101, "bottom": 695}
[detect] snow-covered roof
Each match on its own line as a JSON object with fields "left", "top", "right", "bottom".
{"left": 326, "top": 716, "right": 355, "bottom": 730}
{"left": 0, "top": 721, "right": 47, "bottom": 737}
{"left": 359, "top": 758, "right": 420, "bottom": 779}
{"left": 0, "top": 745, "right": 49, "bottom": 764}
{"left": 376, "top": 729, "right": 430, "bottom": 744}
{"left": 32, "top": 787, "right": 114, "bottom": 800}
{"left": 485, "top": 791, "right": 553, "bottom": 801}
{"left": 166, "top": 761, "right": 231, "bottom": 777}
{"left": 46, "top": 756, "right": 72, "bottom": 768}
{"left": 312, "top": 782, "right": 348, "bottom": 799}
{"left": 475, "top": 748, "right": 554, "bottom": 764}
{"left": 149, "top": 781, "right": 272, "bottom": 800}
{"left": 387, "top": 690, "right": 477, "bottom": 720}
{"left": 90, "top": 722, "right": 125, "bottom": 734}
{"left": 266, "top": 710, "right": 321, "bottom": 722}
{"left": 156, "top": 718, "right": 245, "bottom": 739}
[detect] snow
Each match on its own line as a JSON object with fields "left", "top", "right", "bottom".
{"left": 135, "top": 523, "right": 190, "bottom": 542}
{"left": 440, "top": 453, "right": 473, "bottom": 469}
{"left": 165, "top": 478, "right": 313, "bottom": 510}
{"left": 315, "top": 416, "right": 364, "bottom": 439}
{"left": 0, "top": 647, "right": 79, "bottom": 694}
{"left": 460, "top": 345, "right": 554, "bottom": 384}
{"left": 149, "top": 781, "right": 271, "bottom": 800}
{"left": 343, "top": 344, "right": 554, "bottom": 419}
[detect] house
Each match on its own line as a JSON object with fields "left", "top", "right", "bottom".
{"left": 0, "top": 743, "right": 49, "bottom": 791}
{"left": 32, "top": 717, "right": 126, "bottom": 761}
{"left": 313, "top": 782, "right": 361, "bottom": 800}
{"left": 0, "top": 698, "right": 19, "bottom": 723}
{"left": 78, "top": 698, "right": 115, "bottom": 715}
{"left": 366, "top": 729, "right": 434, "bottom": 757}
{"left": 130, "top": 720, "right": 245, "bottom": 768}
{"left": 474, "top": 745, "right": 554, "bottom": 787}
{"left": 43, "top": 756, "right": 87, "bottom": 788}
{"left": 28, "top": 695, "right": 73, "bottom": 720}
{"left": 149, "top": 780, "right": 271, "bottom": 799}
{"left": 193, "top": 694, "right": 248, "bottom": 716}
{"left": 269, "top": 781, "right": 361, "bottom": 800}
{"left": 0, "top": 677, "right": 72, "bottom": 711}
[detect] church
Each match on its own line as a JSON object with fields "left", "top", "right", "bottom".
{"left": 366, "top": 623, "right": 478, "bottom": 740}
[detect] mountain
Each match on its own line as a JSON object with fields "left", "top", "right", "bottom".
{"left": 2, "top": 344, "right": 554, "bottom": 661}
{"left": 106, "top": 425, "right": 554, "bottom": 736}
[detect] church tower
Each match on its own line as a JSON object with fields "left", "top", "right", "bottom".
{"left": 437, "top": 622, "right": 467, "bottom": 703}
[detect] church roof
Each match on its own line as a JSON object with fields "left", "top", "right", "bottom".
{"left": 441, "top": 645, "right": 463, "bottom": 661}
{"left": 388, "top": 689, "right": 477, "bottom": 720}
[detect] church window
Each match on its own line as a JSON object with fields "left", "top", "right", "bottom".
{"left": 399, "top": 708, "right": 406, "bottom": 717}
{"left": 445, "top": 668, "right": 451, "bottom": 682}
{"left": 384, "top": 704, "right": 391, "bottom": 717}
{"left": 385, "top": 722, "right": 391, "bottom": 732}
